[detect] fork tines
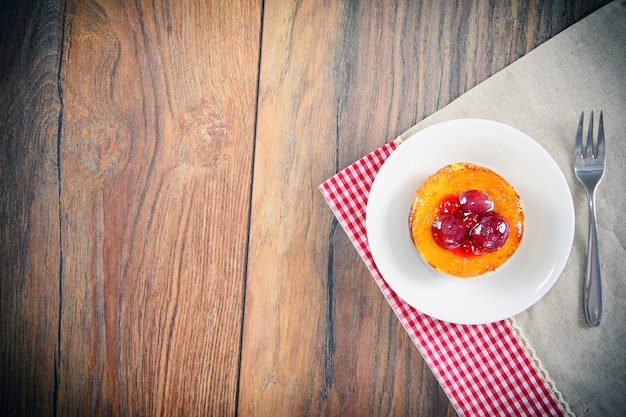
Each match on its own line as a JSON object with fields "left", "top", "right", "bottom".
{"left": 576, "top": 111, "right": 605, "bottom": 162}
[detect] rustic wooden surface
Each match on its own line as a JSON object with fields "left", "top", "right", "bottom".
{"left": 0, "top": 0, "right": 611, "bottom": 416}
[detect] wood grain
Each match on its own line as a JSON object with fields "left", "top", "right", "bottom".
{"left": 2, "top": 0, "right": 261, "bottom": 415}
{"left": 0, "top": 2, "right": 63, "bottom": 416}
{"left": 0, "top": 0, "right": 611, "bottom": 416}
{"left": 56, "top": 1, "right": 261, "bottom": 415}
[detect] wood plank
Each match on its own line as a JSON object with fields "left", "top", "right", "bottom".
{"left": 54, "top": 1, "right": 260, "bottom": 415}
{"left": 240, "top": 0, "right": 610, "bottom": 416}
{"left": 0, "top": 2, "right": 64, "bottom": 416}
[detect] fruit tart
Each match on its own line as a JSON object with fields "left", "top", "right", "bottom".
{"left": 408, "top": 162, "right": 524, "bottom": 278}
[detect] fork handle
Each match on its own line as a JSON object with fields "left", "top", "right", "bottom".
{"left": 584, "top": 195, "right": 603, "bottom": 326}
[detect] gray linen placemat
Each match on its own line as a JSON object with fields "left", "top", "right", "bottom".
{"left": 397, "top": 1, "right": 626, "bottom": 415}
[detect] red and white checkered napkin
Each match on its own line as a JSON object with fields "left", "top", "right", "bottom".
{"left": 319, "top": 142, "right": 566, "bottom": 417}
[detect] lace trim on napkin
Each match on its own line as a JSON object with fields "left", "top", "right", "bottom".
{"left": 508, "top": 317, "right": 575, "bottom": 417}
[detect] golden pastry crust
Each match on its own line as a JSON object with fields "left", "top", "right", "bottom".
{"left": 409, "top": 162, "right": 524, "bottom": 278}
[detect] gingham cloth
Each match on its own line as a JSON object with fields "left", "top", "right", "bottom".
{"left": 319, "top": 141, "right": 567, "bottom": 417}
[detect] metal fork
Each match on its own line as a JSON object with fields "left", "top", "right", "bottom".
{"left": 574, "top": 111, "right": 605, "bottom": 327}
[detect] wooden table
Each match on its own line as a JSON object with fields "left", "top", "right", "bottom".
{"left": 0, "top": 1, "right": 610, "bottom": 415}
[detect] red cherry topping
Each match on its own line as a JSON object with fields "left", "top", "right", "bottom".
{"left": 459, "top": 190, "right": 494, "bottom": 214}
{"left": 431, "top": 214, "right": 466, "bottom": 249}
{"left": 432, "top": 191, "right": 509, "bottom": 255}
{"left": 468, "top": 212, "right": 510, "bottom": 252}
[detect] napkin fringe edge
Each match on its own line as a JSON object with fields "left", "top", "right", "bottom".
{"left": 508, "top": 317, "right": 575, "bottom": 417}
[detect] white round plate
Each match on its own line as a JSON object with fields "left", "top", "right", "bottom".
{"left": 366, "top": 119, "right": 575, "bottom": 324}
